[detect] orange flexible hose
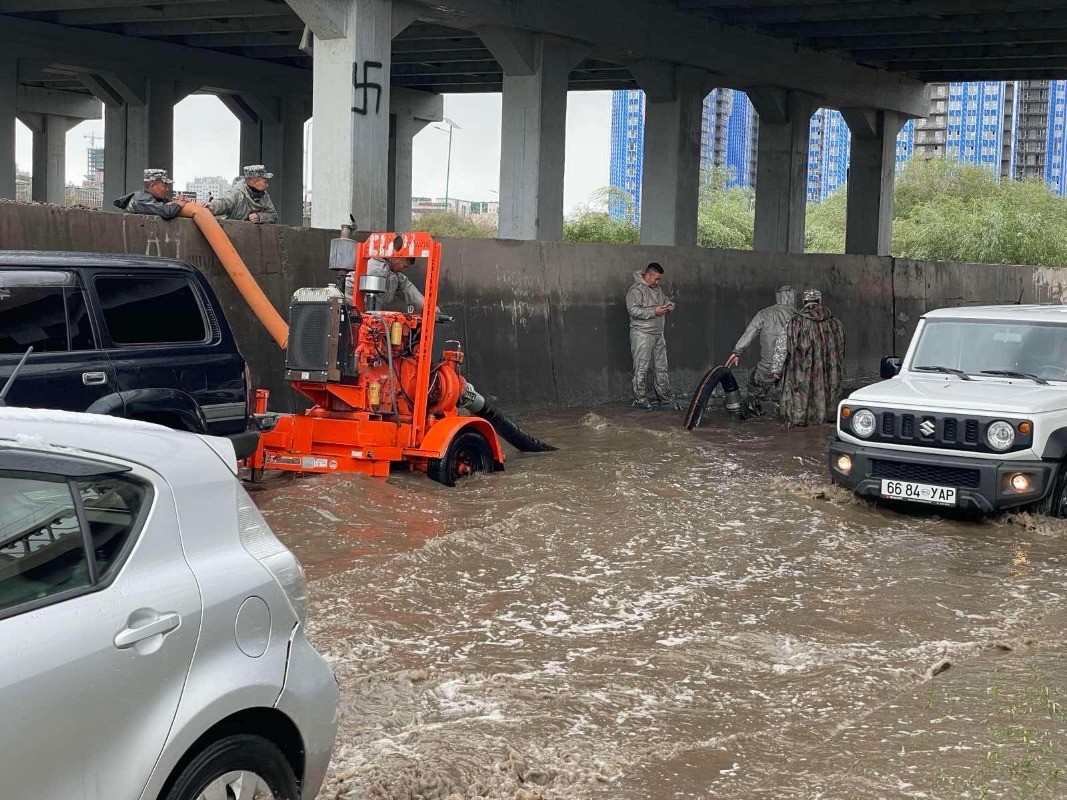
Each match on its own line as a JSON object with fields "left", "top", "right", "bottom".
{"left": 179, "top": 202, "right": 288, "bottom": 349}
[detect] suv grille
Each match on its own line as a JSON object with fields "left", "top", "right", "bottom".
{"left": 853, "top": 409, "right": 1031, "bottom": 453}
{"left": 871, "top": 459, "right": 981, "bottom": 489}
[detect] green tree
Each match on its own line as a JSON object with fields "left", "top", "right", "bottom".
{"left": 806, "top": 157, "right": 1067, "bottom": 267}
{"left": 564, "top": 170, "right": 756, "bottom": 247}
{"left": 563, "top": 186, "right": 640, "bottom": 244}
{"left": 696, "top": 166, "right": 755, "bottom": 250}
{"left": 416, "top": 211, "right": 496, "bottom": 238}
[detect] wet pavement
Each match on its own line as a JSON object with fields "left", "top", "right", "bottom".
{"left": 248, "top": 407, "right": 1067, "bottom": 800}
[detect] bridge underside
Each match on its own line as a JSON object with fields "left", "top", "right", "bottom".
{"left": 0, "top": 0, "right": 1061, "bottom": 252}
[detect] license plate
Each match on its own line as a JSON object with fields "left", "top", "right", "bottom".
{"left": 880, "top": 479, "right": 957, "bottom": 506}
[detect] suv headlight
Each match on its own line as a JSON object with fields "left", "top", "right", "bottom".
{"left": 987, "top": 421, "right": 1016, "bottom": 452}
{"left": 851, "top": 409, "right": 877, "bottom": 439}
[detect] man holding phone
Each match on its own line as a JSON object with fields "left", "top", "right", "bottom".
{"left": 626, "top": 262, "right": 679, "bottom": 410}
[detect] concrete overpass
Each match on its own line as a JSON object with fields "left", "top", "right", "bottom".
{"left": 0, "top": 1, "right": 1063, "bottom": 255}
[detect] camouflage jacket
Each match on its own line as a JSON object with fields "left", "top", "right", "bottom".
{"left": 206, "top": 181, "right": 278, "bottom": 224}
{"left": 771, "top": 304, "right": 846, "bottom": 426}
{"left": 113, "top": 190, "right": 183, "bottom": 221}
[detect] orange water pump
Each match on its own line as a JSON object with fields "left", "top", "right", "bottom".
{"left": 248, "top": 229, "right": 552, "bottom": 485}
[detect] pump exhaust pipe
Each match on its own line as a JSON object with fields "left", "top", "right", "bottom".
{"left": 459, "top": 383, "right": 556, "bottom": 452}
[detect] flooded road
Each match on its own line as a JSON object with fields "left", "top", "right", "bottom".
{"left": 250, "top": 408, "right": 1067, "bottom": 800}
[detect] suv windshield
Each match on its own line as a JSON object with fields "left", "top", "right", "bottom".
{"left": 911, "top": 319, "right": 1067, "bottom": 381}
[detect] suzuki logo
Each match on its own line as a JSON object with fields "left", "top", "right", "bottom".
{"left": 919, "top": 419, "right": 936, "bottom": 438}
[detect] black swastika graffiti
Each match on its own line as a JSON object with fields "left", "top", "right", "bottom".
{"left": 352, "top": 60, "right": 384, "bottom": 115}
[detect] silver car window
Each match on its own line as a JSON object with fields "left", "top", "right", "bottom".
{"left": 0, "top": 474, "right": 88, "bottom": 612}
{"left": 0, "top": 471, "right": 150, "bottom": 617}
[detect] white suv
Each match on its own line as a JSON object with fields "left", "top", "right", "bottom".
{"left": 0, "top": 408, "right": 337, "bottom": 799}
{"left": 830, "top": 305, "right": 1067, "bottom": 515}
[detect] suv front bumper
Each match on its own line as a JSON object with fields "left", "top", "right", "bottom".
{"left": 828, "top": 439, "right": 1057, "bottom": 513}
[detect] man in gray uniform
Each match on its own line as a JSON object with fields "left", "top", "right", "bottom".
{"left": 207, "top": 165, "right": 278, "bottom": 224}
{"left": 726, "top": 284, "right": 797, "bottom": 415}
{"left": 113, "top": 169, "right": 187, "bottom": 220}
{"left": 345, "top": 256, "right": 447, "bottom": 317}
{"left": 626, "top": 262, "right": 678, "bottom": 410}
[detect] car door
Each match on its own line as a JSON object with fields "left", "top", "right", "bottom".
{"left": 0, "top": 449, "right": 202, "bottom": 800}
{"left": 89, "top": 269, "right": 245, "bottom": 432}
{"left": 0, "top": 269, "right": 120, "bottom": 412}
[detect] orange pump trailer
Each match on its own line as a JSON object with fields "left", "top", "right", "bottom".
{"left": 246, "top": 231, "right": 505, "bottom": 482}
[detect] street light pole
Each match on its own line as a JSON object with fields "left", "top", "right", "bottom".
{"left": 434, "top": 118, "right": 461, "bottom": 213}
{"left": 445, "top": 123, "right": 453, "bottom": 208}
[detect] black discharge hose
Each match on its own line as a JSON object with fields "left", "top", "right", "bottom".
{"left": 458, "top": 383, "right": 557, "bottom": 452}
{"left": 683, "top": 366, "right": 744, "bottom": 431}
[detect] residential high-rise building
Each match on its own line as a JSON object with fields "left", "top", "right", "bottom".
{"left": 609, "top": 79, "right": 1067, "bottom": 220}
{"left": 807, "top": 109, "right": 851, "bottom": 203}
{"left": 609, "top": 88, "right": 756, "bottom": 225}
{"left": 87, "top": 147, "right": 104, "bottom": 178}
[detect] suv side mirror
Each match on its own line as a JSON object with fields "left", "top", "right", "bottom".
{"left": 880, "top": 356, "right": 902, "bottom": 379}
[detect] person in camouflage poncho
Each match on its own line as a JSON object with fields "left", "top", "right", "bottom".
{"left": 770, "top": 288, "right": 846, "bottom": 426}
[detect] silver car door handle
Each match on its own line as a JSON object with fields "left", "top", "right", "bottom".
{"left": 114, "top": 612, "right": 181, "bottom": 649}
{"left": 82, "top": 371, "right": 108, "bottom": 386}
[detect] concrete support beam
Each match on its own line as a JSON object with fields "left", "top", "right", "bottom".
{"left": 481, "top": 30, "right": 586, "bottom": 241}
{"left": 750, "top": 89, "right": 816, "bottom": 254}
{"left": 0, "top": 16, "right": 310, "bottom": 99}
{"left": 103, "top": 77, "right": 186, "bottom": 208}
{"left": 16, "top": 86, "right": 101, "bottom": 119}
{"left": 284, "top": 0, "right": 348, "bottom": 40}
{"left": 23, "top": 114, "right": 78, "bottom": 205}
{"left": 222, "top": 93, "right": 310, "bottom": 226}
{"left": 842, "top": 108, "right": 906, "bottom": 256}
{"left": 632, "top": 63, "right": 712, "bottom": 247}
{"left": 411, "top": 0, "right": 926, "bottom": 116}
{"left": 0, "top": 55, "right": 15, "bottom": 200}
{"left": 310, "top": 0, "right": 392, "bottom": 230}
{"left": 387, "top": 89, "right": 442, "bottom": 230}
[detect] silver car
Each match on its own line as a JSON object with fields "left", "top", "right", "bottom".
{"left": 0, "top": 408, "right": 338, "bottom": 800}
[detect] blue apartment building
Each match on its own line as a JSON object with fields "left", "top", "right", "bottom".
{"left": 609, "top": 80, "right": 1067, "bottom": 222}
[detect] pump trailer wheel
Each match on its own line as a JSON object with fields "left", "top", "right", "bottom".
{"left": 428, "top": 430, "right": 494, "bottom": 486}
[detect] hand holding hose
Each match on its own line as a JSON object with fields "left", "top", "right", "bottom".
{"left": 725, "top": 353, "right": 740, "bottom": 369}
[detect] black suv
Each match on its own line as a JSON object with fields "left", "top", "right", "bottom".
{"left": 0, "top": 252, "right": 262, "bottom": 459}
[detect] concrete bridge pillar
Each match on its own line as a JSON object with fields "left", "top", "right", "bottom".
{"left": 843, "top": 108, "right": 906, "bottom": 256}
{"left": 222, "top": 94, "right": 309, "bottom": 226}
{"left": 750, "top": 89, "right": 816, "bottom": 253}
{"left": 632, "top": 63, "right": 712, "bottom": 247}
{"left": 301, "top": 0, "right": 392, "bottom": 230}
{"left": 22, "top": 114, "right": 79, "bottom": 205}
{"left": 388, "top": 88, "right": 442, "bottom": 231}
{"left": 0, "top": 56, "right": 16, "bottom": 200}
{"left": 480, "top": 28, "right": 586, "bottom": 241}
{"left": 102, "top": 77, "right": 185, "bottom": 206}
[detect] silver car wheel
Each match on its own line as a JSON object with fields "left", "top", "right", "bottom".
{"left": 196, "top": 770, "right": 275, "bottom": 800}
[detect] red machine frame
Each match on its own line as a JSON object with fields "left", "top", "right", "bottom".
{"left": 247, "top": 231, "right": 504, "bottom": 478}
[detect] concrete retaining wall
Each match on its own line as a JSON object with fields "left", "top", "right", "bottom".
{"left": 0, "top": 204, "right": 1043, "bottom": 412}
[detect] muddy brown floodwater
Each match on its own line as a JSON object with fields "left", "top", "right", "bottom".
{"left": 249, "top": 407, "right": 1067, "bottom": 800}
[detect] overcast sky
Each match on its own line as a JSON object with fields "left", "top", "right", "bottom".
{"left": 14, "top": 91, "right": 613, "bottom": 214}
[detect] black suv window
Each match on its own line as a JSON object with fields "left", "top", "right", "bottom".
{"left": 95, "top": 274, "right": 207, "bottom": 345}
{"left": 0, "top": 271, "right": 94, "bottom": 354}
{"left": 0, "top": 468, "right": 150, "bottom": 616}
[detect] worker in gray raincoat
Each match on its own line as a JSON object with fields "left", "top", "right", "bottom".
{"left": 345, "top": 257, "right": 447, "bottom": 317}
{"left": 725, "top": 284, "right": 797, "bottom": 415}
{"left": 113, "top": 168, "right": 187, "bottom": 220}
{"left": 207, "top": 164, "right": 278, "bottom": 224}
{"left": 626, "top": 262, "right": 678, "bottom": 410}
